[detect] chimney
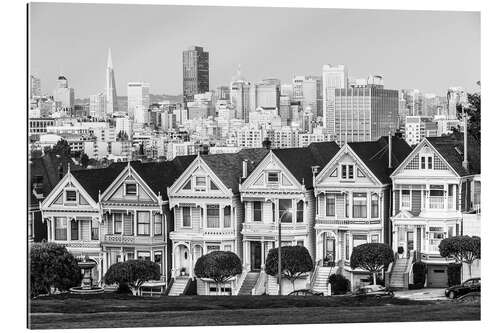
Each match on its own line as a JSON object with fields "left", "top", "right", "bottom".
{"left": 242, "top": 159, "right": 248, "bottom": 179}
{"left": 388, "top": 131, "right": 393, "bottom": 169}
{"left": 311, "top": 165, "right": 320, "bottom": 183}
{"left": 462, "top": 113, "right": 469, "bottom": 170}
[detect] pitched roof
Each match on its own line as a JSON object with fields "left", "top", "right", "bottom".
{"left": 426, "top": 133, "right": 480, "bottom": 176}
{"left": 201, "top": 148, "right": 269, "bottom": 192}
{"left": 272, "top": 141, "right": 341, "bottom": 189}
{"left": 348, "top": 136, "right": 412, "bottom": 184}
{"left": 70, "top": 163, "right": 127, "bottom": 202}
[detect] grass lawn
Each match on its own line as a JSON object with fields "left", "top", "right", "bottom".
{"left": 29, "top": 293, "right": 480, "bottom": 329}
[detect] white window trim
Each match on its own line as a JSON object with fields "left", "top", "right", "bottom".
{"left": 63, "top": 188, "right": 78, "bottom": 205}
{"left": 340, "top": 164, "right": 355, "bottom": 181}
{"left": 266, "top": 171, "right": 280, "bottom": 186}
{"left": 123, "top": 182, "right": 139, "bottom": 197}
{"left": 181, "top": 206, "right": 193, "bottom": 228}
{"left": 194, "top": 175, "right": 207, "bottom": 191}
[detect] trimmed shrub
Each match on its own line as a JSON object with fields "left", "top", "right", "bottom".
{"left": 30, "top": 242, "right": 82, "bottom": 298}
{"left": 351, "top": 243, "right": 394, "bottom": 285}
{"left": 265, "top": 246, "right": 313, "bottom": 291}
{"left": 410, "top": 261, "right": 427, "bottom": 289}
{"left": 194, "top": 251, "right": 242, "bottom": 295}
{"left": 328, "top": 273, "right": 351, "bottom": 295}
{"left": 448, "top": 263, "right": 462, "bottom": 286}
{"left": 104, "top": 260, "right": 161, "bottom": 295}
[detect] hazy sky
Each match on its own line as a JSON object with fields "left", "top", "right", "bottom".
{"left": 30, "top": 3, "right": 480, "bottom": 98}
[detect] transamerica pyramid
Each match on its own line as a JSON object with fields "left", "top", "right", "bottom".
{"left": 106, "top": 48, "right": 118, "bottom": 115}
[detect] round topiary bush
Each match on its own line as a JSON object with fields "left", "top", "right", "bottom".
{"left": 328, "top": 273, "right": 350, "bottom": 295}
{"left": 447, "top": 263, "right": 462, "bottom": 286}
{"left": 410, "top": 261, "right": 427, "bottom": 289}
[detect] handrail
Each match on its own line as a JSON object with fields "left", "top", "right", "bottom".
{"left": 403, "top": 250, "right": 416, "bottom": 288}
{"left": 309, "top": 262, "right": 320, "bottom": 291}
{"left": 165, "top": 277, "right": 174, "bottom": 295}
{"left": 251, "top": 270, "right": 266, "bottom": 295}
{"left": 233, "top": 268, "right": 248, "bottom": 295}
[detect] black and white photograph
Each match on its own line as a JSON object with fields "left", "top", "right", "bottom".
{"left": 18, "top": 0, "right": 494, "bottom": 330}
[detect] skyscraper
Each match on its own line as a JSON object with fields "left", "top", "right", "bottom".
{"left": 30, "top": 75, "right": 41, "bottom": 98}
{"left": 230, "top": 66, "right": 251, "bottom": 122}
{"left": 53, "top": 75, "right": 74, "bottom": 112}
{"left": 322, "top": 64, "right": 348, "bottom": 129}
{"left": 89, "top": 93, "right": 106, "bottom": 119}
{"left": 106, "top": 48, "right": 118, "bottom": 115}
{"left": 251, "top": 78, "right": 280, "bottom": 111}
{"left": 183, "top": 46, "right": 209, "bottom": 104}
{"left": 127, "top": 82, "right": 151, "bottom": 124}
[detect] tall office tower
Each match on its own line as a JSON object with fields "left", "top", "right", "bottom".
{"left": 281, "top": 83, "right": 293, "bottom": 98}
{"left": 325, "top": 81, "right": 399, "bottom": 145}
{"left": 216, "top": 86, "right": 230, "bottom": 100}
{"left": 279, "top": 95, "right": 291, "bottom": 125}
{"left": 89, "top": 93, "right": 106, "bottom": 119}
{"left": 53, "top": 75, "right": 75, "bottom": 111}
{"left": 400, "top": 89, "right": 424, "bottom": 117}
{"left": 292, "top": 76, "right": 305, "bottom": 103}
{"left": 251, "top": 78, "right": 281, "bottom": 111}
{"left": 30, "top": 75, "right": 41, "bottom": 98}
{"left": 106, "top": 49, "right": 118, "bottom": 115}
{"left": 447, "top": 87, "right": 467, "bottom": 119}
{"left": 322, "top": 64, "right": 348, "bottom": 132}
{"left": 302, "top": 78, "right": 319, "bottom": 118}
{"left": 306, "top": 75, "right": 323, "bottom": 117}
{"left": 127, "top": 82, "right": 151, "bottom": 124}
{"left": 183, "top": 46, "right": 209, "bottom": 104}
{"left": 230, "top": 66, "right": 251, "bottom": 122}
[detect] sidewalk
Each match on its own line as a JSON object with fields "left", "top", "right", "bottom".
{"left": 394, "top": 288, "right": 448, "bottom": 301}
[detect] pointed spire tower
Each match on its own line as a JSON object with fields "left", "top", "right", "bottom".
{"left": 106, "top": 48, "right": 118, "bottom": 115}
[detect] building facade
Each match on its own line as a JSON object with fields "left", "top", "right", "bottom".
{"left": 183, "top": 46, "right": 209, "bottom": 104}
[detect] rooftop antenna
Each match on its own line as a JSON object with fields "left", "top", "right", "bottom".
{"left": 462, "top": 103, "right": 469, "bottom": 170}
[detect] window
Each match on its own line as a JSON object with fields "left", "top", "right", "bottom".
{"left": 296, "top": 200, "right": 304, "bottom": 222}
{"left": 113, "top": 213, "right": 122, "bottom": 234}
{"left": 91, "top": 219, "right": 99, "bottom": 240}
{"left": 427, "top": 156, "right": 433, "bottom": 169}
{"left": 224, "top": 206, "right": 231, "bottom": 228}
{"left": 137, "top": 211, "right": 150, "bottom": 236}
{"left": 341, "top": 165, "right": 354, "bottom": 180}
{"left": 401, "top": 190, "right": 411, "bottom": 209}
{"left": 345, "top": 195, "right": 350, "bottom": 218}
{"left": 54, "top": 217, "right": 67, "bottom": 240}
{"left": 371, "top": 234, "right": 380, "bottom": 243}
{"left": 65, "top": 190, "right": 77, "bottom": 202}
{"left": 207, "top": 205, "right": 220, "bottom": 228}
{"left": 182, "top": 207, "right": 191, "bottom": 227}
{"left": 125, "top": 183, "right": 137, "bottom": 195}
{"left": 421, "top": 156, "right": 426, "bottom": 169}
{"left": 345, "top": 235, "right": 350, "bottom": 260}
{"left": 326, "top": 195, "right": 336, "bottom": 216}
{"left": 357, "top": 169, "right": 366, "bottom": 177}
{"left": 137, "top": 251, "right": 151, "bottom": 261}
{"left": 70, "top": 219, "right": 79, "bottom": 240}
{"left": 267, "top": 172, "right": 279, "bottom": 184}
{"left": 421, "top": 155, "right": 433, "bottom": 169}
{"left": 210, "top": 180, "right": 219, "bottom": 191}
{"left": 429, "top": 185, "right": 444, "bottom": 209}
{"left": 353, "top": 234, "right": 368, "bottom": 249}
{"left": 279, "top": 199, "right": 292, "bottom": 223}
{"left": 330, "top": 168, "right": 338, "bottom": 177}
{"left": 195, "top": 176, "right": 206, "bottom": 187}
{"left": 207, "top": 244, "right": 220, "bottom": 253}
{"left": 353, "top": 193, "right": 367, "bottom": 218}
{"left": 223, "top": 244, "right": 232, "bottom": 251}
{"left": 371, "top": 194, "right": 379, "bottom": 218}
{"left": 253, "top": 202, "right": 262, "bottom": 222}
{"left": 154, "top": 214, "right": 162, "bottom": 235}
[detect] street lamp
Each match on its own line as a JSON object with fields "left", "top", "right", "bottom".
{"left": 278, "top": 207, "right": 293, "bottom": 296}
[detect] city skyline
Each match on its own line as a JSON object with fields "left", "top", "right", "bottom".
{"left": 30, "top": 4, "right": 480, "bottom": 98}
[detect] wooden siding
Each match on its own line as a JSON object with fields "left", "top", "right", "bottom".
{"left": 394, "top": 190, "right": 400, "bottom": 215}
{"left": 411, "top": 190, "right": 421, "bottom": 216}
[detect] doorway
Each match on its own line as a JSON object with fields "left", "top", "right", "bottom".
{"left": 250, "top": 241, "right": 262, "bottom": 271}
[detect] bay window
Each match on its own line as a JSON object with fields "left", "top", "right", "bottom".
{"left": 223, "top": 206, "right": 231, "bottom": 228}
{"left": 70, "top": 219, "right": 79, "bottom": 240}
{"left": 182, "top": 207, "right": 191, "bottom": 227}
{"left": 207, "top": 205, "right": 220, "bottom": 228}
{"left": 91, "top": 219, "right": 99, "bottom": 240}
{"left": 154, "top": 214, "right": 162, "bottom": 235}
{"left": 296, "top": 200, "right": 304, "bottom": 222}
{"left": 137, "top": 211, "right": 150, "bottom": 236}
{"left": 429, "top": 185, "right": 444, "bottom": 209}
{"left": 253, "top": 202, "right": 262, "bottom": 222}
{"left": 54, "top": 217, "right": 67, "bottom": 240}
{"left": 113, "top": 213, "right": 122, "bottom": 234}
{"left": 353, "top": 193, "right": 367, "bottom": 218}
{"left": 326, "top": 195, "right": 335, "bottom": 216}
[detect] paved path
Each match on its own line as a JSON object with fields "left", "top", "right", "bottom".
{"left": 395, "top": 288, "right": 448, "bottom": 301}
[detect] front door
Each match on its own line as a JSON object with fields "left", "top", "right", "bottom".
{"left": 324, "top": 235, "right": 336, "bottom": 265}
{"left": 250, "top": 241, "right": 262, "bottom": 271}
{"left": 406, "top": 231, "right": 414, "bottom": 257}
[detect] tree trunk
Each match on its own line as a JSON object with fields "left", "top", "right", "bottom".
{"left": 372, "top": 272, "right": 377, "bottom": 285}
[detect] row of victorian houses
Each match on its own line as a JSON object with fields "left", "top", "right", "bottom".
{"left": 34, "top": 133, "right": 481, "bottom": 295}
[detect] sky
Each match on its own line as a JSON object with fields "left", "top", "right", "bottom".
{"left": 30, "top": 3, "right": 480, "bottom": 98}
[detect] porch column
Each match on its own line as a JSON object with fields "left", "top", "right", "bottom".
{"left": 260, "top": 240, "right": 265, "bottom": 270}
{"left": 171, "top": 244, "right": 176, "bottom": 278}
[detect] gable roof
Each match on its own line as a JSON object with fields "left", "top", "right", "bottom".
{"left": 348, "top": 136, "right": 412, "bottom": 184}
{"left": 272, "top": 141, "right": 341, "bottom": 189}
{"left": 201, "top": 148, "right": 268, "bottom": 192}
{"left": 70, "top": 163, "right": 127, "bottom": 202}
{"left": 426, "top": 133, "right": 480, "bottom": 176}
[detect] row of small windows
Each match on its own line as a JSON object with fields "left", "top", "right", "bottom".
{"left": 181, "top": 205, "right": 231, "bottom": 228}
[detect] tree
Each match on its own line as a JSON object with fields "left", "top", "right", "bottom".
{"left": 30, "top": 242, "right": 82, "bottom": 298}
{"left": 350, "top": 243, "right": 394, "bottom": 285}
{"left": 439, "top": 236, "right": 480, "bottom": 280}
{"left": 194, "top": 251, "right": 242, "bottom": 295}
{"left": 51, "top": 139, "right": 72, "bottom": 158}
{"left": 265, "top": 245, "right": 313, "bottom": 291}
{"left": 80, "top": 152, "right": 89, "bottom": 168}
{"left": 456, "top": 93, "right": 481, "bottom": 143}
{"left": 104, "top": 260, "right": 161, "bottom": 296}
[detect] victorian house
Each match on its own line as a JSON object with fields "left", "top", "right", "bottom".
{"left": 167, "top": 149, "right": 267, "bottom": 295}
{"left": 239, "top": 142, "right": 340, "bottom": 295}
{"left": 312, "top": 136, "right": 412, "bottom": 292}
{"left": 389, "top": 133, "right": 480, "bottom": 288}
{"left": 40, "top": 164, "right": 125, "bottom": 285}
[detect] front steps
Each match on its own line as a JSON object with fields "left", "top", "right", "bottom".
{"left": 238, "top": 272, "right": 260, "bottom": 295}
{"left": 388, "top": 258, "right": 410, "bottom": 289}
{"left": 311, "top": 266, "right": 337, "bottom": 295}
{"left": 168, "top": 277, "right": 189, "bottom": 296}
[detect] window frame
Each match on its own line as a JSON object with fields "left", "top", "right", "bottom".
{"left": 352, "top": 193, "right": 368, "bottom": 218}
{"left": 182, "top": 207, "right": 192, "bottom": 228}
{"left": 296, "top": 200, "right": 304, "bottom": 223}
{"left": 341, "top": 164, "right": 354, "bottom": 180}
{"left": 124, "top": 183, "right": 138, "bottom": 196}
{"left": 267, "top": 171, "right": 279, "bottom": 185}
{"left": 154, "top": 214, "right": 162, "bottom": 236}
{"left": 326, "top": 195, "right": 336, "bottom": 217}
{"left": 91, "top": 219, "right": 99, "bottom": 240}
{"left": 137, "top": 211, "right": 151, "bottom": 236}
{"left": 206, "top": 204, "right": 220, "bottom": 228}
{"left": 223, "top": 206, "right": 231, "bottom": 228}
{"left": 113, "top": 213, "right": 123, "bottom": 235}
{"left": 54, "top": 217, "right": 68, "bottom": 241}
{"left": 371, "top": 193, "right": 379, "bottom": 218}
{"left": 64, "top": 189, "right": 77, "bottom": 204}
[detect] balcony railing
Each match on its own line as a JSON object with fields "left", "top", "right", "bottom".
{"left": 54, "top": 240, "right": 101, "bottom": 248}
{"left": 316, "top": 217, "right": 381, "bottom": 225}
{"left": 203, "top": 229, "right": 235, "bottom": 237}
{"left": 103, "top": 234, "right": 165, "bottom": 245}
{"left": 242, "top": 222, "right": 307, "bottom": 234}
{"left": 428, "top": 197, "right": 445, "bottom": 209}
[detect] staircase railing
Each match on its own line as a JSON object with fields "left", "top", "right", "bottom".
{"left": 251, "top": 270, "right": 267, "bottom": 295}
{"left": 183, "top": 277, "right": 197, "bottom": 296}
{"left": 309, "top": 261, "right": 320, "bottom": 290}
{"left": 165, "top": 277, "right": 175, "bottom": 295}
{"left": 385, "top": 262, "right": 394, "bottom": 287}
{"left": 403, "top": 250, "right": 416, "bottom": 288}
{"left": 233, "top": 268, "right": 248, "bottom": 296}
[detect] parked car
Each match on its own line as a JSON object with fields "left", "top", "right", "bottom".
{"left": 445, "top": 277, "right": 481, "bottom": 299}
{"left": 288, "top": 289, "right": 324, "bottom": 296}
{"left": 355, "top": 285, "right": 394, "bottom": 298}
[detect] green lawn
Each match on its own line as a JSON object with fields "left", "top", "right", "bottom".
{"left": 29, "top": 293, "right": 480, "bottom": 329}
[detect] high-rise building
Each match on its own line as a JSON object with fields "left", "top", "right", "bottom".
{"left": 127, "top": 82, "right": 151, "bottom": 124}
{"left": 230, "top": 66, "right": 251, "bottom": 122}
{"left": 325, "top": 81, "right": 399, "bottom": 145}
{"left": 305, "top": 75, "right": 323, "bottom": 117}
{"left": 447, "top": 87, "right": 467, "bottom": 119}
{"left": 251, "top": 79, "right": 280, "bottom": 111}
{"left": 30, "top": 75, "right": 41, "bottom": 98}
{"left": 400, "top": 89, "right": 424, "bottom": 117}
{"left": 302, "top": 78, "right": 319, "bottom": 118}
{"left": 404, "top": 116, "right": 438, "bottom": 146}
{"left": 89, "top": 93, "right": 106, "bottom": 119}
{"left": 53, "top": 75, "right": 75, "bottom": 111}
{"left": 216, "top": 86, "right": 230, "bottom": 100}
{"left": 292, "top": 76, "right": 305, "bottom": 103}
{"left": 106, "top": 49, "right": 118, "bottom": 115}
{"left": 322, "top": 64, "right": 348, "bottom": 130}
{"left": 183, "top": 46, "right": 209, "bottom": 104}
